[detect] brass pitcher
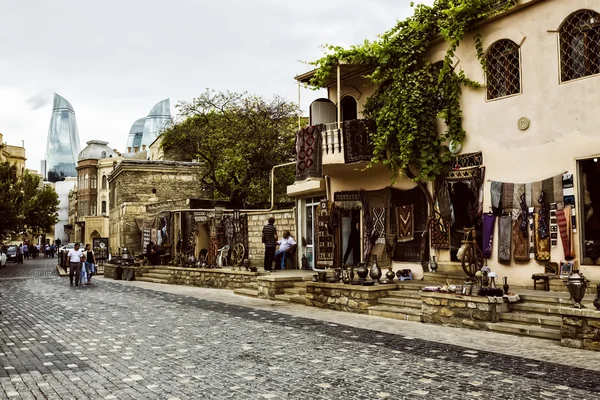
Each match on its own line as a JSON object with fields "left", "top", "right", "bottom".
{"left": 567, "top": 270, "right": 587, "bottom": 309}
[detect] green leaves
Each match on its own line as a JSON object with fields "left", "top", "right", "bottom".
{"left": 306, "top": 0, "right": 515, "bottom": 183}
{"left": 161, "top": 90, "right": 300, "bottom": 206}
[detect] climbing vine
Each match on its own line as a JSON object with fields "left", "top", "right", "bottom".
{"left": 308, "top": 0, "right": 516, "bottom": 182}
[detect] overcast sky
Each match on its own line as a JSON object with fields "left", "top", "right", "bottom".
{"left": 0, "top": 0, "right": 430, "bottom": 171}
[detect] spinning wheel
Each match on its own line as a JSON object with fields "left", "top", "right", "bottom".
{"left": 232, "top": 243, "right": 245, "bottom": 271}
{"left": 461, "top": 227, "right": 484, "bottom": 278}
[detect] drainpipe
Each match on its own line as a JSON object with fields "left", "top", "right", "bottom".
{"left": 337, "top": 63, "right": 341, "bottom": 131}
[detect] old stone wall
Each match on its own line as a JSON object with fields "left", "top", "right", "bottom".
{"left": 420, "top": 292, "right": 508, "bottom": 330}
{"left": 560, "top": 309, "right": 600, "bottom": 351}
{"left": 168, "top": 268, "right": 257, "bottom": 289}
{"left": 305, "top": 283, "right": 396, "bottom": 314}
{"left": 257, "top": 276, "right": 302, "bottom": 300}
{"left": 247, "top": 210, "right": 295, "bottom": 267}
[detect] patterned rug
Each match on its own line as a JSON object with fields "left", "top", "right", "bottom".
{"left": 395, "top": 205, "right": 414, "bottom": 242}
{"left": 296, "top": 125, "right": 324, "bottom": 181}
{"left": 343, "top": 119, "right": 375, "bottom": 164}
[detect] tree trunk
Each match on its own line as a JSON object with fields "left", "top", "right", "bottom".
{"left": 404, "top": 168, "right": 435, "bottom": 273}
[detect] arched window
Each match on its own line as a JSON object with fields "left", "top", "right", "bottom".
{"left": 101, "top": 201, "right": 107, "bottom": 215}
{"left": 340, "top": 96, "right": 358, "bottom": 121}
{"left": 485, "top": 39, "right": 521, "bottom": 100}
{"left": 102, "top": 175, "right": 107, "bottom": 190}
{"left": 559, "top": 10, "right": 600, "bottom": 82}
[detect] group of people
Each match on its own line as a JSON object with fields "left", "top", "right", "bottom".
{"left": 67, "top": 243, "right": 96, "bottom": 286}
{"left": 262, "top": 217, "right": 297, "bottom": 271}
{"left": 13, "top": 242, "right": 56, "bottom": 262}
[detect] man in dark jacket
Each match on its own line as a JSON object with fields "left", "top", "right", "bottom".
{"left": 262, "top": 217, "right": 278, "bottom": 271}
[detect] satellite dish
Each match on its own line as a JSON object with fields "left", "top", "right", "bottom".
{"left": 449, "top": 140, "right": 462, "bottom": 155}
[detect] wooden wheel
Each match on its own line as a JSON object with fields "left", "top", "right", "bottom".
{"left": 232, "top": 243, "right": 245, "bottom": 269}
{"left": 461, "top": 245, "right": 483, "bottom": 278}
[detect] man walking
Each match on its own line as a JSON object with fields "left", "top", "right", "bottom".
{"left": 262, "top": 217, "right": 277, "bottom": 272}
{"left": 68, "top": 243, "right": 85, "bottom": 287}
{"left": 16, "top": 244, "right": 23, "bottom": 264}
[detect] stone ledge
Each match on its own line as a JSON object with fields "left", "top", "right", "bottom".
{"left": 420, "top": 291, "right": 501, "bottom": 303}
{"left": 257, "top": 276, "right": 304, "bottom": 282}
{"left": 306, "top": 282, "right": 398, "bottom": 291}
{"left": 558, "top": 307, "right": 600, "bottom": 319}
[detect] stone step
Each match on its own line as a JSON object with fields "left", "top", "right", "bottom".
{"left": 233, "top": 288, "right": 259, "bottom": 298}
{"left": 145, "top": 268, "right": 172, "bottom": 274}
{"left": 136, "top": 277, "right": 169, "bottom": 284}
{"left": 387, "top": 290, "right": 422, "bottom": 299}
{"left": 142, "top": 272, "right": 172, "bottom": 280}
{"left": 509, "top": 303, "right": 566, "bottom": 315}
{"left": 433, "top": 262, "right": 464, "bottom": 275}
{"left": 396, "top": 282, "right": 427, "bottom": 290}
{"left": 293, "top": 281, "right": 308, "bottom": 287}
{"left": 487, "top": 322, "right": 561, "bottom": 341}
{"left": 519, "top": 294, "right": 574, "bottom": 306}
{"left": 499, "top": 312, "right": 562, "bottom": 328}
{"left": 550, "top": 279, "right": 598, "bottom": 294}
{"left": 368, "top": 305, "right": 422, "bottom": 322}
{"left": 242, "top": 282, "right": 258, "bottom": 290}
{"left": 377, "top": 297, "right": 422, "bottom": 309}
{"left": 284, "top": 287, "right": 306, "bottom": 296}
{"left": 423, "top": 272, "right": 467, "bottom": 285}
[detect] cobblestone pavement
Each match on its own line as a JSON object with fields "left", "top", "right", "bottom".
{"left": 1, "top": 259, "right": 600, "bottom": 399}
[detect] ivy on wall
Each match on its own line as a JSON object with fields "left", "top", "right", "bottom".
{"left": 308, "top": 0, "right": 516, "bottom": 182}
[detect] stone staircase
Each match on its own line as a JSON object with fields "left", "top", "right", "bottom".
{"left": 136, "top": 268, "right": 171, "bottom": 284}
{"left": 423, "top": 261, "right": 469, "bottom": 285}
{"left": 368, "top": 281, "right": 425, "bottom": 321}
{"left": 490, "top": 293, "right": 576, "bottom": 341}
{"left": 274, "top": 281, "right": 307, "bottom": 304}
{"left": 233, "top": 282, "right": 260, "bottom": 298}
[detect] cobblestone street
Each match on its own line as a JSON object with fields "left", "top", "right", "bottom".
{"left": 1, "top": 258, "right": 600, "bottom": 400}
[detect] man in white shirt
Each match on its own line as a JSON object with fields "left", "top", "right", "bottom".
{"left": 67, "top": 243, "right": 85, "bottom": 286}
{"left": 0, "top": 249, "right": 6, "bottom": 268}
{"left": 274, "top": 231, "right": 296, "bottom": 270}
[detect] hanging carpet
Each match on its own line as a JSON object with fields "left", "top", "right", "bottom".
{"left": 295, "top": 124, "right": 324, "bottom": 181}
{"left": 498, "top": 215, "right": 512, "bottom": 264}
{"left": 343, "top": 119, "right": 375, "bottom": 164}
{"left": 534, "top": 213, "right": 551, "bottom": 261}
{"left": 512, "top": 213, "right": 529, "bottom": 262}
{"left": 482, "top": 213, "right": 496, "bottom": 259}
{"left": 395, "top": 205, "right": 414, "bottom": 242}
{"left": 557, "top": 206, "right": 575, "bottom": 259}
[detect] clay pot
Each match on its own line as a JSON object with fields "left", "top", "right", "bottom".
{"left": 503, "top": 276, "right": 509, "bottom": 295}
{"left": 356, "top": 263, "right": 368, "bottom": 280}
{"left": 370, "top": 256, "right": 382, "bottom": 282}
{"left": 385, "top": 267, "right": 395, "bottom": 283}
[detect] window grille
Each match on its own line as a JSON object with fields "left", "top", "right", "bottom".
{"left": 560, "top": 10, "right": 600, "bottom": 82}
{"left": 486, "top": 39, "right": 521, "bottom": 100}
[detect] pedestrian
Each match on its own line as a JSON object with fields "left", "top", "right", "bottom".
{"left": 0, "top": 247, "right": 6, "bottom": 268}
{"left": 16, "top": 244, "right": 23, "bottom": 264}
{"left": 342, "top": 217, "right": 361, "bottom": 265}
{"left": 67, "top": 243, "right": 85, "bottom": 287}
{"left": 274, "top": 231, "right": 296, "bottom": 270}
{"left": 261, "top": 217, "right": 277, "bottom": 272}
{"left": 44, "top": 244, "right": 50, "bottom": 258}
{"left": 84, "top": 244, "right": 96, "bottom": 284}
{"left": 23, "top": 242, "right": 29, "bottom": 259}
{"left": 50, "top": 244, "right": 55, "bottom": 258}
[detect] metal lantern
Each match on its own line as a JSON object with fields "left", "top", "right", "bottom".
{"left": 566, "top": 271, "right": 587, "bottom": 309}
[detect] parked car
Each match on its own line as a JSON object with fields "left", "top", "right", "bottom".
{"left": 6, "top": 246, "right": 18, "bottom": 263}
{"left": 59, "top": 243, "right": 77, "bottom": 253}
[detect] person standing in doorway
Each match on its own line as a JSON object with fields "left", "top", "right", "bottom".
{"left": 342, "top": 218, "right": 361, "bottom": 265}
{"left": 262, "top": 217, "right": 278, "bottom": 272}
{"left": 68, "top": 243, "right": 85, "bottom": 287}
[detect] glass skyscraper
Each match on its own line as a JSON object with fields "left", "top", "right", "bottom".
{"left": 46, "top": 93, "right": 81, "bottom": 181}
{"left": 126, "top": 118, "right": 146, "bottom": 151}
{"left": 141, "top": 99, "right": 171, "bottom": 148}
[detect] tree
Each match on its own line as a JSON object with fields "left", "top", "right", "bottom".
{"left": 161, "top": 90, "right": 301, "bottom": 206}
{"left": 0, "top": 162, "right": 24, "bottom": 239}
{"left": 21, "top": 172, "right": 59, "bottom": 237}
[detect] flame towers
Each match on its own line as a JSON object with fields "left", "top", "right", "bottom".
{"left": 46, "top": 93, "right": 81, "bottom": 180}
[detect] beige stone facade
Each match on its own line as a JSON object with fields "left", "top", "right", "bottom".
{"left": 108, "top": 160, "right": 207, "bottom": 255}
{"left": 246, "top": 209, "right": 296, "bottom": 266}
{"left": 289, "top": 0, "right": 600, "bottom": 286}
{"left": 0, "top": 132, "right": 26, "bottom": 176}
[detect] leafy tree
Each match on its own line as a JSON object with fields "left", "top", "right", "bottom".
{"left": 21, "top": 172, "right": 59, "bottom": 236}
{"left": 161, "top": 90, "right": 301, "bottom": 206}
{"left": 0, "top": 162, "right": 24, "bottom": 239}
{"left": 47, "top": 170, "right": 65, "bottom": 183}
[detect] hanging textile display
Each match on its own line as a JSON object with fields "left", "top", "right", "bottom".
{"left": 431, "top": 205, "right": 450, "bottom": 249}
{"left": 295, "top": 124, "right": 324, "bottom": 181}
{"left": 498, "top": 214, "right": 512, "bottom": 263}
{"left": 450, "top": 151, "right": 483, "bottom": 169}
{"left": 389, "top": 187, "right": 427, "bottom": 262}
{"left": 512, "top": 212, "right": 529, "bottom": 261}
{"left": 395, "top": 205, "right": 414, "bottom": 242}
{"left": 557, "top": 206, "right": 575, "bottom": 259}
{"left": 316, "top": 201, "right": 334, "bottom": 267}
{"left": 343, "top": 119, "right": 375, "bottom": 164}
{"left": 482, "top": 213, "right": 496, "bottom": 259}
{"left": 502, "top": 183, "right": 514, "bottom": 210}
{"left": 372, "top": 207, "right": 386, "bottom": 244}
{"left": 550, "top": 205, "right": 558, "bottom": 247}
{"left": 534, "top": 213, "right": 551, "bottom": 261}
{"left": 333, "top": 191, "right": 362, "bottom": 210}
{"left": 490, "top": 181, "right": 503, "bottom": 215}
{"left": 492, "top": 173, "right": 567, "bottom": 212}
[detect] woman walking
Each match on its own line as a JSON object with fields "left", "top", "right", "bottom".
{"left": 84, "top": 244, "right": 96, "bottom": 285}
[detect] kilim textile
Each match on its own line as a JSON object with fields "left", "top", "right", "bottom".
{"left": 491, "top": 181, "right": 503, "bottom": 214}
{"left": 502, "top": 183, "right": 514, "bottom": 210}
{"left": 450, "top": 151, "right": 483, "bottom": 169}
{"left": 395, "top": 205, "right": 414, "bottom": 243}
{"left": 557, "top": 206, "right": 574, "bottom": 259}
{"left": 482, "top": 213, "right": 496, "bottom": 259}
{"left": 334, "top": 191, "right": 362, "bottom": 210}
{"left": 295, "top": 124, "right": 324, "bottom": 181}
{"left": 532, "top": 181, "right": 543, "bottom": 208}
{"left": 390, "top": 187, "right": 427, "bottom": 262}
{"left": 534, "top": 213, "right": 551, "bottom": 261}
{"left": 553, "top": 175, "right": 563, "bottom": 206}
{"left": 513, "top": 184, "right": 524, "bottom": 210}
{"left": 343, "top": 119, "right": 375, "bottom": 164}
{"left": 542, "top": 178, "right": 554, "bottom": 205}
{"left": 512, "top": 215, "right": 529, "bottom": 261}
{"left": 498, "top": 215, "right": 512, "bottom": 263}
{"left": 435, "top": 177, "right": 452, "bottom": 223}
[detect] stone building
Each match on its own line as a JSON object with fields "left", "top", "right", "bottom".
{"left": 247, "top": 210, "right": 296, "bottom": 266}
{"left": 289, "top": 0, "right": 600, "bottom": 286}
{"left": 0, "top": 132, "right": 26, "bottom": 176}
{"left": 108, "top": 159, "right": 207, "bottom": 255}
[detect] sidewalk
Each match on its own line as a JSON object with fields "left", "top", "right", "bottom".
{"left": 95, "top": 275, "right": 600, "bottom": 372}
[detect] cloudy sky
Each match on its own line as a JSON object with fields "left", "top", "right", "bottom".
{"left": 0, "top": 0, "right": 430, "bottom": 171}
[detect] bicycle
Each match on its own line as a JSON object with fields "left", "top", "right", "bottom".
{"left": 460, "top": 227, "right": 483, "bottom": 278}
